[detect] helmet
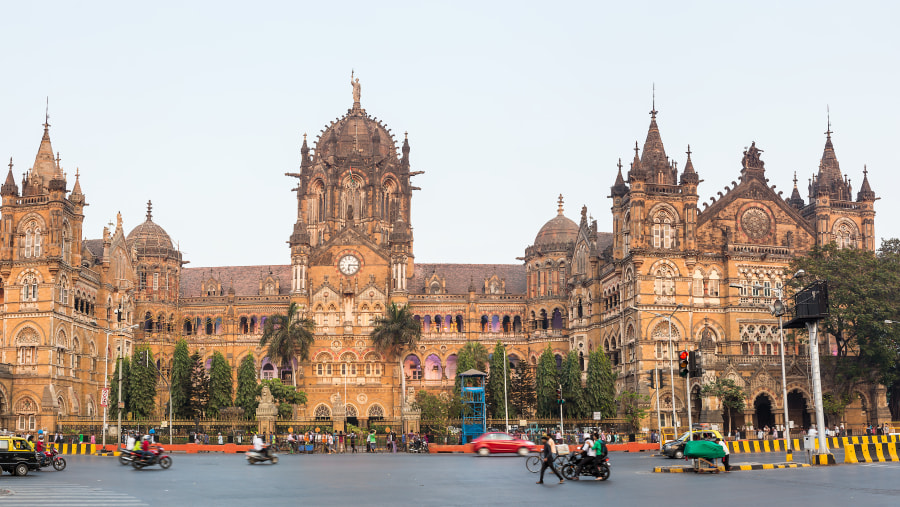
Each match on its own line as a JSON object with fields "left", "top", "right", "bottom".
{"left": 142, "top": 435, "right": 151, "bottom": 441}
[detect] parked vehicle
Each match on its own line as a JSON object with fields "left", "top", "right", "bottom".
{"left": 37, "top": 446, "right": 66, "bottom": 471}
{"left": 132, "top": 446, "right": 172, "bottom": 470}
{"left": 246, "top": 446, "right": 278, "bottom": 464}
{"left": 472, "top": 432, "right": 537, "bottom": 456}
{"left": 0, "top": 435, "right": 41, "bottom": 476}
{"left": 662, "top": 430, "right": 723, "bottom": 459}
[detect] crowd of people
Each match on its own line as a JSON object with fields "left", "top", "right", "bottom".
{"left": 246, "top": 430, "right": 431, "bottom": 454}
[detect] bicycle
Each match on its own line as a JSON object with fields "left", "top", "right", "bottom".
{"left": 525, "top": 454, "right": 566, "bottom": 473}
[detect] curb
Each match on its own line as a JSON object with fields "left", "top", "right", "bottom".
{"left": 653, "top": 462, "right": 810, "bottom": 473}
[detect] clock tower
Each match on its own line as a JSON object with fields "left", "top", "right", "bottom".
{"left": 287, "top": 75, "right": 417, "bottom": 334}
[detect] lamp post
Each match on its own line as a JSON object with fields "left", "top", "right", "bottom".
{"left": 732, "top": 269, "right": 804, "bottom": 459}
{"left": 503, "top": 350, "right": 509, "bottom": 434}
{"left": 630, "top": 304, "right": 683, "bottom": 438}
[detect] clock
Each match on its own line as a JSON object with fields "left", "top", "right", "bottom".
{"left": 338, "top": 254, "right": 361, "bottom": 276}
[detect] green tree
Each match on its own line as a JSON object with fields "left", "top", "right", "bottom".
{"left": 206, "top": 351, "right": 233, "bottom": 417}
{"left": 560, "top": 351, "right": 587, "bottom": 418}
{"left": 617, "top": 388, "right": 649, "bottom": 435}
{"left": 486, "top": 341, "right": 513, "bottom": 419}
{"left": 260, "top": 378, "right": 307, "bottom": 418}
{"left": 790, "top": 240, "right": 900, "bottom": 398}
{"left": 108, "top": 356, "right": 130, "bottom": 418}
{"left": 455, "top": 341, "right": 488, "bottom": 392}
{"left": 371, "top": 302, "right": 422, "bottom": 408}
{"left": 259, "top": 302, "right": 315, "bottom": 387}
{"left": 585, "top": 350, "right": 616, "bottom": 420}
{"left": 128, "top": 347, "right": 158, "bottom": 419}
{"left": 414, "top": 390, "right": 459, "bottom": 439}
{"left": 187, "top": 351, "right": 209, "bottom": 419}
{"left": 701, "top": 378, "right": 746, "bottom": 435}
{"left": 535, "top": 345, "right": 559, "bottom": 418}
{"left": 170, "top": 339, "right": 192, "bottom": 419}
{"left": 510, "top": 363, "right": 536, "bottom": 417}
{"left": 235, "top": 353, "right": 259, "bottom": 419}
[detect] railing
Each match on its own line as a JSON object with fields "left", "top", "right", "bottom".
{"left": 16, "top": 196, "right": 49, "bottom": 205}
{"left": 728, "top": 244, "right": 792, "bottom": 256}
{"left": 531, "top": 329, "right": 564, "bottom": 338}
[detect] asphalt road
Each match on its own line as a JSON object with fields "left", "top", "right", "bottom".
{"left": 0, "top": 450, "right": 898, "bottom": 506}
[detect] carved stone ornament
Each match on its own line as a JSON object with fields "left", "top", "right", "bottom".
{"left": 741, "top": 207, "right": 771, "bottom": 241}
{"left": 357, "top": 393, "right": 367, "bottom": 404}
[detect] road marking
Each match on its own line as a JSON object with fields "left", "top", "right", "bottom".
{"left": 0, "top": 482, "right": 147, "bottom": 506}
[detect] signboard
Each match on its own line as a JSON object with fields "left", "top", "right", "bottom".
{"left": 100, "top": 388, "right": 110, "bottom": 408}
{"left": 519, "top": 420, "right": 528, "bottom": 427}
{"left": 592, "top": 412, "right": 603, "bottom": 421}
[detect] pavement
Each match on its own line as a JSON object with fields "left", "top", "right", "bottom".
{"left": 0, "top": 450, "right": 897, "bottom": 506}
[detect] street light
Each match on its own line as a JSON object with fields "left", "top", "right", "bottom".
{"left": 630, "top": 304, "right": 683, "bottom": 439}
{"left": 731, "top": 269, "right": 804, "bottom": 459}
{"left": 102, "top": 319, "right": 139, "bottom": 452}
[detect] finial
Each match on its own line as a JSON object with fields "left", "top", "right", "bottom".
{"left": 650, "top": 83, "right": 657, "bottom": 118}
{"left": 793, "top": 171, "right": 798, "bottom": 187}
{"left": 75, "top": 168, "right": 80, "bottom": 179}
{"left": 825, "top": 105, "right": 832, "bottom": 138}
{"left": 634, "top": 141, "right": 639, "bottom": 156}
{"left": 303, "top": 133, "right": 307, "bottom": 141}
{"left": 863, "top": 164, "right": 867, "bottom": 176}
{"left": 146, "top": 200, "right": 153, "bottom": 221}
{"left": 404, "top": 131, "right": 408, "bottom": 140}
{"left": 686, "top": 144, "right": 692, "bottom": 158}
{"left": 557, "top": 194, "right": 564, "bottom": 215}
{"left": 55, "top": 152, "right": 61, "bottom": 168}
{"left": 44, "top": 97, "right": 50, "bottom": 131}
{"left": 8, "top": 157, "right": 12, "bottom": 172}
{"left": 617, "top": 158, "right": 622, "bottom": 171}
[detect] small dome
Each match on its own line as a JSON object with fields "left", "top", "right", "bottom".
{"left": 126, "top": 201, "right": 178, "bottom": 258}
{"left": 534, "top": 196, "right": 578, "bottom": 248}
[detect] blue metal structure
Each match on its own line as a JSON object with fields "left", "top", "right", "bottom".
{"left": 458, "top": 369, "right": 487, "bottom": 444}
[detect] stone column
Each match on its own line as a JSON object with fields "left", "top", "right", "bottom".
{"left": 256, "top": 386, "right": 278, "bottom": 435}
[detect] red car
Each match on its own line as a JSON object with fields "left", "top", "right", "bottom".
{"left": 472, "top": 432, "right": 537, "bottom": 456}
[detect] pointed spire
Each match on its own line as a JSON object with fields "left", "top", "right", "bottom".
{"left": 401, "top": 131, "right": 410, "bottom": 171}
{"left": 29, "top": 106, "right": 58, "bottom": 187}
{"left": 640, "top": 101, "right": 671, "bottom": 183}
{"left": 628, "top": 140, "right": 644, "bottom": 181}
{"left": 680, "top": 145, "right": 699, "bottom": 186}
{"left": 1, "top": 157, "right": 18, "bottom": 197}
{"left": 857, "top": 165, "right": 875, "bottom": 202}
{"left": 814, "top": 111, "right": 849, "bottom": 199}
{"left": 788, "top": 171, "right": 805, "bottom": 208}
{"left": 611, "top": 158, "right": 628, "bottom": 197}
{"left": 300, "top": 132, "right": 310, "bottom": 169}
{"left": 71, "top": 168, "right": 83, "bottom": 194}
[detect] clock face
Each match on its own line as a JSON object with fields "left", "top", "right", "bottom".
{"left": 338, "top": 254, "right": 360, "bottom": 276}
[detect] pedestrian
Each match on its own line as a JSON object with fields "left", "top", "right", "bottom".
{"left": 536, "top": 435, "right": 564, "bottom": 485}
{"left": 218, "top": 433, "right": 223, "bottom": 445}
{"left": 716, "top": 437, "right": 731, "bottom": 472}
{"left": 351, "top": 432, "right": 357, "bottom": 453}
{"left": 90, "top": 433, "right": 96, "bottom": 445}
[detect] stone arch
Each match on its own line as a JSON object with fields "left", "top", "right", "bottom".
{"left": 647, "top": 258, "right": 681, "bottom": 277}
{"left": 367, "top": 403, "right": 385, "bottom": 419}
{"left": 647, "top": 202, "right": 681, "bottom": 224}
{"left": 14, "top": 325, "right": 42, "bottom": 346}
{"left": 424, "top": 354, "right": 442, "bottom": 381}
{"left": 313, "top": 403, "right": 332, "bottom": 420}
{"left": 14, "top": 395, "right": 38, "bottom": 414}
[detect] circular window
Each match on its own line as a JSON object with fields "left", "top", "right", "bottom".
{"left": 741, "top": 208, "right": 771, "bottom": 241}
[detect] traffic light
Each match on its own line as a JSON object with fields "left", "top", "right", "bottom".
{"left": 678, "top": 350, "right": 689, "bottom": 377}
{"left": 556, "top": 386, "right": 564, "bottom": 404}
{"left": 689, "top": 350, "right": 702, "bottom": 377}
{"left": 648, "top": 370, "right": 656, "bottom": 389}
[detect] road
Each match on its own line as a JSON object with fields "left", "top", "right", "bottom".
{"left": 0, "top": 451, "right": 898, "bottom": 506}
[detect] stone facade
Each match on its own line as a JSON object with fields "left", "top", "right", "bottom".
{"left": 0, "top": 85, "right": 885, "bottom": 433}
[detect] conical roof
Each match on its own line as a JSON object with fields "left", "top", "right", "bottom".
{"left": 640, "top": 110, "right": 674, "bottom": 184}
{"left": 857, "top": 166, "right": 875, "bottom": 202}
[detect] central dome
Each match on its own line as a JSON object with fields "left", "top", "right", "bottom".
{"left": 313, "top": 104, "right": 400, "bottom": 165}
{"left": 126, "top": 202, "right": 179, "bottom": 258}
{"left": 534, "top": 197, "right": 578, "bottom": 248}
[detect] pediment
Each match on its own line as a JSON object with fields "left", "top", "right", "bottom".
{"left": 311, "top": 226, "right": 388, "bottom": 265}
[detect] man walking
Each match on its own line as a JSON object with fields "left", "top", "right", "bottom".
{"left": 716, "top": 437, "right": 731, "bottom": 472}
{"left": 536, "top": 435, "right": 564, "bottom": 485}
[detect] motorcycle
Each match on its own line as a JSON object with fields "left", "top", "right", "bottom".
{"left": 132, "top": 446, "right": 173, "bottom": 470}
{"left": 36, "top": 446, "right": 67, "bottom": 471}
{"left": 561, "top": 453, "right": 611, "bottom": 481}
{"left": 119, "top": 447, "right": 140, "bottom": 466}
{"left": 246, "top": 445, "right": 278, "bottom": 464}
{"left": 407, "top": 439, "right": 428, "bottom": 453}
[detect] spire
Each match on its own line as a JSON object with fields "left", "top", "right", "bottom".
{"left": 628, "top": 140, "right": 644, "bottom": 181}
{"left": 814, "top": 111, "right": 850, "bottom": 199}
{"left": 611, "top": 158, "right": 628, "bottom": 196}
{"left": 146, "top": 200, "right": 153, "bottom": 221}
{"left": 71, "top": 168, "right": 83, "bottom": 194}
{"left": 640, "top": 102, "right": 672, "bottom": 183}
{"left": 29, "top": 105, "right": 59, "bottom": 187}
{"left": 401, "top": 131, "right": 410, "bottom": 171}
{"left": 300, "top": 133, "right": 310, "bottom": 169}
{"left": 1, "top": 157, "right": 18, "bottom": 197}
{"left": 788, "top": 171, "right": 805, "bottom": 208}
{"left": 680, "top": 145, "right": 699, "bottom": 185}
{"left": 557, "top": 194, "right": 565, "bottom": 215}
{"left": 857, "top": 165, "right": 875, "bottom": 202}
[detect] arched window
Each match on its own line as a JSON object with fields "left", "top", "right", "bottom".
{"left": 21, "top": 273, "right": 39, "bottom": 302}
{"left": 314, "top": 404, "right": 332, "bottom": 421}
{"left": 261, "top": 363, "right": 275, "bottom": 380}
{"left": 654, "top": 265, "right": 675, "bottom": 299}
{"left": 340, "top": 176, "right": 365, "bottom": 220}
{"left": 652, "top": 210, "right": 675, "bottom": 249}
{"left": 835, "top": 221, "right": 859, "bottom": 249}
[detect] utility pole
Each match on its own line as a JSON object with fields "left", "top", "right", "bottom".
{"left": 558, "top": 383, "right": 564, "bottom": 435}
{"left": 807, "top": 321, "right": 829, "bottom": 456}
{"left": 503, "top": 350, "right": 509, "bottom": 434}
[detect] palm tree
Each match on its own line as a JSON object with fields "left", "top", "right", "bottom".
{"left": 371, "top": 302, "right": 422, "bottom": 420}
{"left": 259, "top": 302, "right": 315, "bottom": 387}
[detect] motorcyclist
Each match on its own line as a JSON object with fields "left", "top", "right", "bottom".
{"left": 251, "top": 434, "right": 267, "bottom": 458}
{"left": 572, "top": 432, "right": 596, "bottom": 479}
{"left": 140, "top": 435, "right": 154, "bottom": 464}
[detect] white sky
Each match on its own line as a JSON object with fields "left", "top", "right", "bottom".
{"left": 1, "top": 1, "right": 897, "bottom": 267}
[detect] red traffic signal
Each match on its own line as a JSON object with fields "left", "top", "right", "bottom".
{"left": 678, "top": 350, "right": 690, "bottom": 377}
